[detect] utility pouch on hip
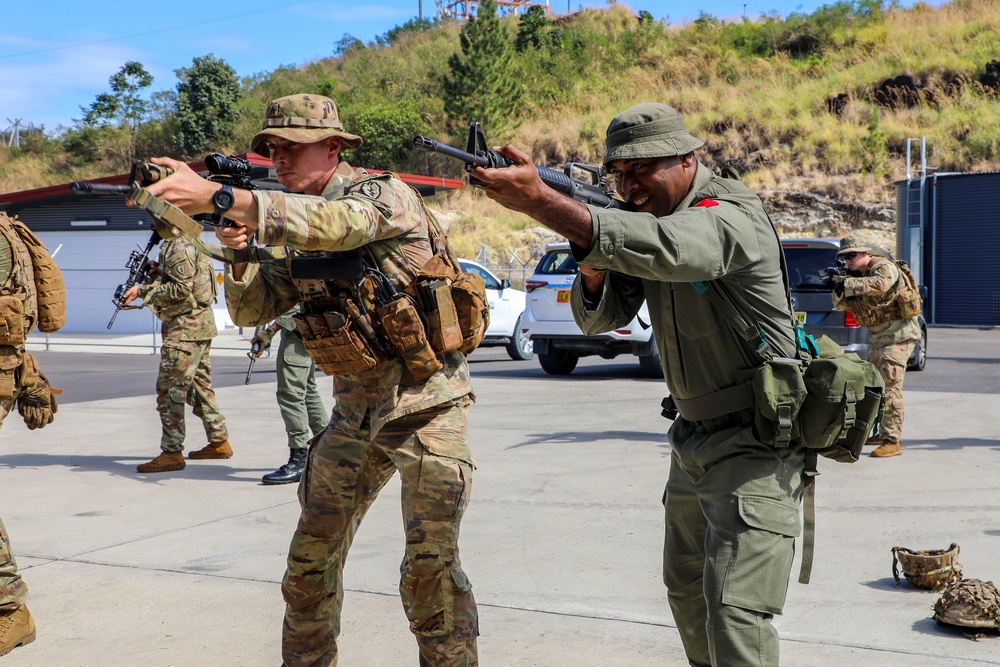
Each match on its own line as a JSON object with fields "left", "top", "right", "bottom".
{"left": 419, "top": 278, "right": 464, "bottom": 353}
{"left": 377, "top": 295, "right": 442, "bottom": 381}
{"left": 0, "top": 345, "right": 21, "bottom": 400}
{"left": 451, "top": 272, "right": 490, "bottom": 355}
{"left": 798, "top": 336, "right": 885, "bottom": 462}
{"left": 0, "top": 296, "right": 26, "bottom": 347}
{"left": 750, "top": 358, "right": 808, "bottom": 448}
{"left": 293, "top": 308, "right": 380, "bottom": 376}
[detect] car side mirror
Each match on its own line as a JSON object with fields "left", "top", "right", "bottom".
{"left": 501, "top": 279, "right": 511, "bottom": 290}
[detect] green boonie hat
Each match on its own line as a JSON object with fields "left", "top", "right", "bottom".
{"left": 250, "top": 94, "right": 363, "bottom": 157}
{"left": 603, "top": 102, "right": 705, "bottom": 165}
{"left": 837, "top": 237, "right": 881, "bottom": 257}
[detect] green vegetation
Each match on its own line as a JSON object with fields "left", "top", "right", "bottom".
{"left": 2, "top": 0, "right": 998, "bottom": 259}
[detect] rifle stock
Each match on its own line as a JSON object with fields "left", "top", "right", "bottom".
{"left": 413, "top": 123, "right": 619, "bottom": 209}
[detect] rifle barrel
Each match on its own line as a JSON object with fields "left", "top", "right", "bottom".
{"left": 71, "top": 182, "right": 130, "bottom": 195}
{"left": 413, "top": 136, "right": 489, "bottom": 168}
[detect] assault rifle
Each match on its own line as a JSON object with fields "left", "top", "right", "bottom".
{"left": 245, "top": 325, "right": 266, "bottom": 384}
{"left": 71, "top": 153, "right": 255, "bottom": 229}
{"left": 413, "top": 123, "right": 620, "bottom": 209}
{"left": 823, "top": 258, "right": 848, "bottom": 284}
{"left": 107, "top": 227, "right": 162, "bottom": 329}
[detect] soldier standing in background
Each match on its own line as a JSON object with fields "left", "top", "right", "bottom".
{"left": 832, "top": 238, "right": 921, "bottom": 458}
{"left": 0, "top": 212, "right": 64, "bottom": 656}
{"left": 123, "top": 236, "right": 232, "bottom": 472}
{"left": 144, "top": 94, "right": 480, "bottom": 667}
{"left": 250, "top": 305, "right": 329, "bottom": 485}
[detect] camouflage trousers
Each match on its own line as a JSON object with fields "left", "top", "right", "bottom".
{"left": 276, "top": 330, "right": 328, "bottom": 450}
{"left": 156, "top": 339, "right": 228, "bottom": 452}
{"left": 663, "top": 418, "right": 805, "bottom": 667}
{"left": 281, "top": 396, "right": 478, "bottom": 667}
{"left": 869, "top": 338, "right": 916, "bottom": 443}
{"left": 0, "top": 514, "right": 27, "bottom": 614}
{"left": 0, "top": 395, "right": 28, "bottom": 613}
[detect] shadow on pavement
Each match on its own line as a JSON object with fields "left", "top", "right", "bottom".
{"left": 0, "top": 453, "right": 272, "bottom": 483}
{"left": 511, "top": 429, "right": 668, "bottom": 450}
{"left": 909, "top": 438, "right": 1000, "bottom": 452}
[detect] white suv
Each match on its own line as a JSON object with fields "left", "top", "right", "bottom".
{"left": 521, "top": 242, "right": 662, "bottom": 377}
{"left": 458, "top": 259, "right": 533, "bottom": 360}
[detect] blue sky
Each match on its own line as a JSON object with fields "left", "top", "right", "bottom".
{"left": 2, "top": 0, "right": 934, "bottom": 135}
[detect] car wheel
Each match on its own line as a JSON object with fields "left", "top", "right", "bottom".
{"left": 907, "top": 327, "right": 927, "bottom": 372}
{"left": 505, "top": 316, "right": 534, "bottom": 361}
{"left": 539, "top": 349, "right": 578, "bottom": 375}
{"left": 638, "top": 344, "right": 664, "bottom": 378}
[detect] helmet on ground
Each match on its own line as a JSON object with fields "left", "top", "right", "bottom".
{"left": 933, "top": 578, "right": 1000, "bottom": 630}
{"left": 891, "top": 543, "right": 962, "bottom": 590}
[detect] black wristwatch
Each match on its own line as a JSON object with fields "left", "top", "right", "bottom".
{"left": 212, "top": 184, "right": 235, "bottom": 217}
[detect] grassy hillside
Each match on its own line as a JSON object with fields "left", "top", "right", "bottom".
{"left": 3, "top": 0, "right": 998, "bottom": 262}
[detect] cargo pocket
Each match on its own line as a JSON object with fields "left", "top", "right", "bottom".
{"left": 721, "top": 495, "right": 800, "bottom": 615}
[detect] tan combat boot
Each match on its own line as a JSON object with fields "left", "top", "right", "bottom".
{"left": 136, "top": 451, "right": 187, "bottom": 473}
{"left": 871, "top": 440, "right": 902, "bottom": 458}
{"left": 866, "top": 435, "right": 884, "bottom": 448}
{"left": 188, "top": 441, "right": 233, "bottom": 460}
{"left": 0, "top": 605, "right": 36, "bottom": 656}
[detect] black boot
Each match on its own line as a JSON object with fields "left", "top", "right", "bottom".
{"left": 262, "top": 448, "right": 307, "bottom": 485}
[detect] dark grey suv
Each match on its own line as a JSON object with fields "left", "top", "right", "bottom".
{"left": 781, "top": 238, "right": 927, "bottom": 371}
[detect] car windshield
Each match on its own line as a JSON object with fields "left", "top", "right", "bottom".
{"left": 536, "top": 249, "right": 578, "bottom": 275}
{"left": 784, "top": 247, "right": 839, "bottom": 291}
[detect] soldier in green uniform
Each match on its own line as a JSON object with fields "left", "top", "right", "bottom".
{"left": 472, "top": 103, "right": 804, "bottom": 667}
{"left": 250, "top": 305, "right": 329, "bottom": 484}
{"left": 0, "top": 213, "right": 62, "bottom": 656}
{"left": 123, "top": 236, "right": 232, "bottom": 473}
{"left": 145, "top": 94, "right": 479, "bottom": 667}
{"left": 832, "top": 238, "right": 920, "bottom": 458}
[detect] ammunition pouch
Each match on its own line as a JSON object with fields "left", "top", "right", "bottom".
{"left": 0, "top": 345, "right": 22, "bottom": 400}
{"left": 749, "top": 336, "right": 885, "bottom": 462}
{"left": 292, "top": 307, "right": 381, "bottom": 376}
{"left": 0, "top": 296, "right": 26, "bottom": 347}
{"left": 377, "top": 294, "right": 442, "bottom": 381}
{"left": 409, "top": 254, "right": 490, "bottom": 356}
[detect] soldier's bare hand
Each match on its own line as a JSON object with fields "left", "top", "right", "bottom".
{"left": 470, "top": 145, "right": 548, "bottom": 214}
{"left": 145, "top": 157, "right": 217, "bottom": 216}
{"left": 122, "top": 285, "right": 142, "bottom": 306}
{"left": 216, "top": 223, "right": 251, "bottom": 250}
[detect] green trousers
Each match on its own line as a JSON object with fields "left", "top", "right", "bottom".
{"left": 663, "top": 418, "right": 804, "bottom": 667}
{"left": 0, "top": 515, "right": 26, "bottom": 613}
{"left": 280, "top": 396, "right": 478, "bottom": 667}
{"left": 276, "top": 329, "right": 328, "bottom": 450}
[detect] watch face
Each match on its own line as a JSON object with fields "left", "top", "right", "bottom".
{"left": 214, "top": 187, "right": 235, "bottom": 211}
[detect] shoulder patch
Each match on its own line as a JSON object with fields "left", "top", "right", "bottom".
{"left": 695, "top": 198, "right": 720, "bottom": 208}
{"left": 347, "top": 173, "right": 396, "bottom": 218}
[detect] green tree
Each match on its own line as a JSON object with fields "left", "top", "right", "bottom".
{"left": 81, "top": 61, "right": 154, "bottom": 166}
{"left": 347, "top": 101, "right": 424, "bottom": 170}
{"left": 173, "top": 54, "right": 242, "bottom": 158}
{"left": 861, "top": 105, "right": 890, "bottom": 177}
{"left": 516, "top": 6, "right": 550, "bottom": 51}
{"left": 442, "top": 0, "right": 523, "bottom": 140}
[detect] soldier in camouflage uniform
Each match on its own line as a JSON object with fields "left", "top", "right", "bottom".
{"left": 123, "top": 236, "right": 232, "bottom": 472}
{"left": 832, "top": 238, "right": 920, "bottom": 458}
{"left": 145, "top": 94, "right": 478, "bottom": 666}
{"left": 0, "top": 213, "right": 62, "bottom": 656}
{"left": 472, "top": 104, "right": 804, "bottom": 667}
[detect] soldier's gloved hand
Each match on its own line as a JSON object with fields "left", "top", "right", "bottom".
{"left": 251, "top": 328, "right": 275, "bottom": 352}
{"left": 16, "top": 354, "right": 59, "bottom": 430}
{"left": 831, "top": 275, "right": 846, "bottom": 296}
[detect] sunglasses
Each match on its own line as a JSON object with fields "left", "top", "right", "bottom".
{"left": 841, "top": 252, "right": 862, "bottom": 260}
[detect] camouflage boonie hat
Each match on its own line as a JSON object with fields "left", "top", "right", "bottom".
{"left": 250, "top": 94, "right": 363, "bottom": 157}
{"left": 603, "top": 103, "right": 704, "bottom": 165}
{"left": 837, "top": 237, "right": 881, "bottom": 257}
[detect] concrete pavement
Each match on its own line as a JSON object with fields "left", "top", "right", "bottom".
{"left": 2, "top": 328, "right": 999, "bottom": 666}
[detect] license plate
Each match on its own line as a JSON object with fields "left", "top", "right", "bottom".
{"left": 557, "top": 290, "right": 571, "bottom": 303}
{"left": 795, "top": 311, "right": 806, "bottom": 324}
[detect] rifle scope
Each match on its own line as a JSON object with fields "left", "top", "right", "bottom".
{"left": 205, "top": 153, "right": 252, "bottom": 176}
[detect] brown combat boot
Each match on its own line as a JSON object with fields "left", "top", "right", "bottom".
{"left": 0, "top": 605, "right": 36, "bottom": 656}
{"left": 136, "top": 451, "right": 186, "bottom": 473}
{"left": 188, "top": 441, "right": 233, "bottom": 460}
{"left": 871, "top": 441, "right": 902, "bottom": 458}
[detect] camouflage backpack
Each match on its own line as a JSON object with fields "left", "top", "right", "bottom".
{"left": 0, "top": 213, "right": 66, "bottom": 334}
